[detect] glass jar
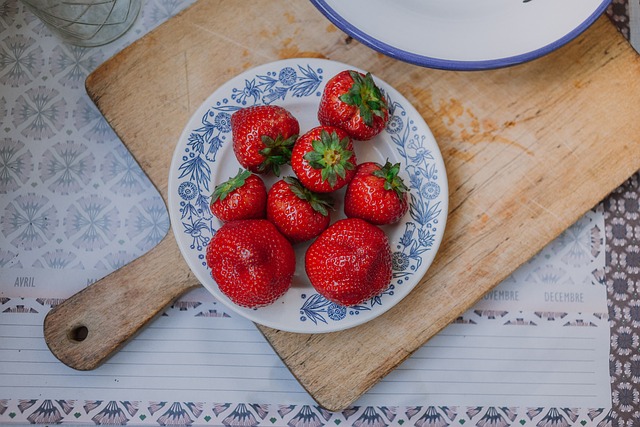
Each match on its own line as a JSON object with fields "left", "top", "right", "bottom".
{"left": 20, "top": 0, "right": 142, "bottom": 47}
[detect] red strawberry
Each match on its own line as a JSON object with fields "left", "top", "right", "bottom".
{"left": 291, "top": 126, "right": 357, "bottom": 193}
{"left": 318, "top": 70, "right": 389, "bottom": 141}
{"left": 305, "top": 218, "right": 392, "bottom": 306}
{"left": 231, "top": 105, "right": 300, "bottom": 175}
{"left": 210, "top": 169, "right": 267, "bottom": 222}
{"left": 267, "top": 176, "right": 333, "bottom": 243}
{"left": 206, "top": 219, "right": 295, "bottom": 308}
{"left": 344, "top": 161, "right": 409, "bottom": 225}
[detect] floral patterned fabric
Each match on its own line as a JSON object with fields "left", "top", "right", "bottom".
{"left": 607, "top": 0, "right": 631, "bottom": 40}
{"left": 0, "top": 0, "right": 183, "bottom": 294}
{"left": 605, "top": 173, "right": 640, "bottom": 423}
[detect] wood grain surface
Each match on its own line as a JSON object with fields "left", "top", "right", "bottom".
{"left": 44, "top": 233, "right": 198, "bottom": 370}
{"left": 76, "top": 0, "right": 640, "bottom": 411}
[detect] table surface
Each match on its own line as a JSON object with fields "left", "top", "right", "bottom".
{"left": 1, "top": 0, "right": 640, "bottom": 425}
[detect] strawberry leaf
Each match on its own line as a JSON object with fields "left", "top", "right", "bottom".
{"left": 284, "top": 176, "right": 334, "bottom": 216}
{"left": 373, "top": 160, "right": 409, "bottom": 199}
{"left": 339, "top": 71, "right": 388, "bottom": 127}
{"left": 303, "top": 130, "right": 355, "bottom": 188}
{"left": 211, "top": 168, "right": 251, "bottom": 202}
{"left": 257, "top": 133, "right": 298, "bottom": 175}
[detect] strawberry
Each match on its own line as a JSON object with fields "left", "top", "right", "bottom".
{"left": 206, "top": 219, "right": 295, "bottom": 308}
{"left": 267, "top": 176, "right": 333, "bottom": 243}
{"left": 210, "top": 169, "right": 267, "bottom": 222}
{"left": 291, "top": 126, "right": 357, "bottom": 193}
{"left": 344, "top": 161, "right": 409, "bottom": 225}
{"left": 305, "top": 218, "right": 392, "bottom": 306}
{"left": 318, "top": 70, "right": 389, "bottom": 141}
{"left": 231, "top": 105, "right": 300, "bottom": 175}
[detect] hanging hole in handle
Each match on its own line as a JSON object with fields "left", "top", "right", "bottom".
{"left": 69, "top": 325, "right": 89, "bottom": 342}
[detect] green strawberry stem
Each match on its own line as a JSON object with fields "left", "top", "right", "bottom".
{"left": 258, "top": 133, "right": 298, "bottom": 176}
{"left": 373, "top": 160, "right": 409, "bottom": 199}
{"left": 211, "top": 168, "right": 250, "bottom": 202}
{"left": 304, "top": 130, "right": 355, "bottom": 188}
{"left": 284, "top": 176, "right": 334, "bottom": 216}
{"left": 339, "top": 71, "right": 388, "bottom": 127}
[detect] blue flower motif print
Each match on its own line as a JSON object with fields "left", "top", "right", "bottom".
{"left": 102, "top": 145, "right": 151, "bottom": 196}
{"left": 12, "top": 86, "right": 67, "bottom": 140}
{"left": 300, "top": 294, "right": 332, "bottom": 324}
{"left": 178, "top": 181, "right": 198, "bottom": 201}
{"left": 178, "top": 151, "right": 212, "bottom": 192}
{"left": 214, "top": 111, "right": 232, "bottom": 132}
{"left": 40, "top": 140, "right": 95, "bottom": 195}
{"left": 414, "top": 406, "right": 457, "bottom": 426}
{"left": 90, "top": 401, "right": 131, "bottom": 425}
{"left": 0, "top": 248, "right": 20, "bottom": 268}
{"left": 39, "top": 249, "right": 78, "bottom": 269}
{"left": 551, "top": 215, "right": 600, "bottom": 268}
{"left": 0, "top": 138, "right": 33, "bottom": 193}
{"left": 386, "top": 114, "right": 404, "bottom": 134}
{"left": 421, "top": 181, "right": 440, "bottom": 200}
{"left": 187, "top": 130, "right": 206, "bottom": 155}
{"left": 2, "top": 193, "right": 58, "bottom": 250}
{"left": 143, "top": 1, "right": 189, "bottom": 30}
{"left": 0, "top": 1, "right": 18, "bottom": 24}
{"left": 156, "top": 402, "right": 194, "bottom": 426}
{"left": 182, "top": 218, "right": 210, "bottom": 251}
{"left": 206, "top": 136, "right": 223, "bottom": 162}
{"left": 391, "top": 251, "right": 410, "bottom": 271}
{"left": 391, "top": 222, "right": 431, "bottom": 278}
{"left": 234, "top": 64, "right": 324, "bottom": 105}
{"left": 0, "top": 35, "right": 44, "bottom": 87}
{"left": 222, "top": 404, "right": 257, "bottom": 427}
{"left": 398, "top": 224, "right": 413, "bottom": 248}
{"left": 529, "top": 264, "right": 566, "bottom": 285}
{"left": 288, "top": 406, "right": 322, "bottom": 427}
{"left": 64, "top": 194, "right": 119, "bottom": 251}
{"left": 279, "top": 66, "right": 297, "bottom": 86}
{"left": 288, "top": 64, "right": 323, "bottom": 97}
{"left": 327, "top": 303, "right": 347, "bottom": 321}
{"left": 73, "top": 97, "right": 118, "bottom": 142}
{"left": 535, "top": 408, "right": 574, "bottom": 427}
{"left": 126, "top": 197, "right": 170, "bottom": 252}
{"left": 468, "top": 407, "right": 511, "bottom": 427}
{"left": 25, "top": 400, "right": 65, "bottom": 424}
{"left": 188, "top": 110, "right": 231, "bottom": 163}
{"left": 417, "top": 227, "right": 436, "bottom": 248}
{"left": 232, "top": 78, "right": 261, "bottom": 105}
{"left": 407, "top": 135, "right": 435, "bottom": 165}
{"left": 410, "top": 192, "right": 442, "bottom": 227}
{"left": 50, "top": 45, "right": 102, "bottom": 88}
{"left": 353, "top": 407, "right": 387, "bottom": 427}
{"left": 263, "top": 64, "right": 322, "bottom": 104}
{"left": 627, "top": 354, "right": 640, "bottom": 382}
{"left": 103, "top": 250, "right": 135, "bottom": 271}
{"left": 300, "top": 293, "right": 369, "bottom": 324}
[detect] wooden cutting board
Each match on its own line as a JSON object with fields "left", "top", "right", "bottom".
{"left": 81, "top": 0, "right": 640, "bottom": 411}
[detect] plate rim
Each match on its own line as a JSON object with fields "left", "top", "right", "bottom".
{"left": 308, "top": 0, "right": 612, "bottom": 71}
{"left": 168, "top": 58, "right": 449, "bottom": 333}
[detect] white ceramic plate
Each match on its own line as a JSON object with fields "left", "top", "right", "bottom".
{"left": 168, "top": 58, "right": 448, "bottom": 333}
{"left": 309, "top": 0, "right": 611, "bottom": 70}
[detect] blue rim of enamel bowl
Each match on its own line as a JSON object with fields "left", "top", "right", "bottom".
{"left": 308, "top": 0, "right": 612, "bottom": 71}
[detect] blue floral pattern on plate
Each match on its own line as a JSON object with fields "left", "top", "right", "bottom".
{"left": 168, "top": 58, "right": 449, "bottom": 333}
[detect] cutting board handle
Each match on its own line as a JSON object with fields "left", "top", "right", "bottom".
{"left": 43, "top": 233, "right": 199, "bottom": 370}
